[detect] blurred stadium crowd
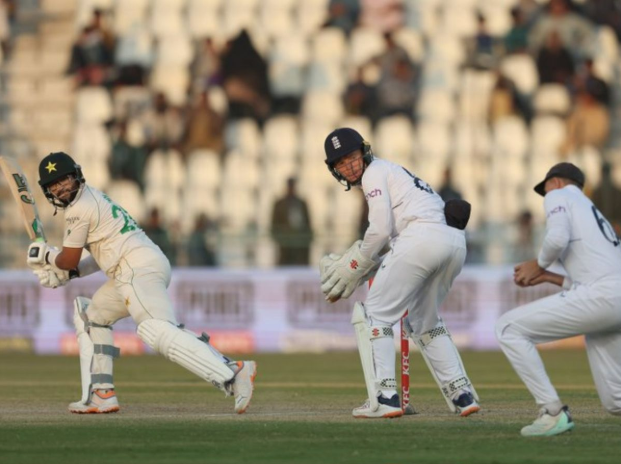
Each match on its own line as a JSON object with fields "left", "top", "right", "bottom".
{"left": 1, "top": 0, "right": 621, "bottom": 268}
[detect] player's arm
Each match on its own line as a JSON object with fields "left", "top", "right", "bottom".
{"left": 54, "top": 247, "right": 82, "bottom": 271}
{"left": 359, "top": 166, "right": 393, "bottom": 261}
{"left": 537, "top": 192, "right": 571, "bottom": 269}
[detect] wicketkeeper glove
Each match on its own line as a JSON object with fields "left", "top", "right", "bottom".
{"left": 33, "top": 264, "right": 70, "bottom": 289}
{"left": 321, "top": 241, "right": 377, "bottom": 302}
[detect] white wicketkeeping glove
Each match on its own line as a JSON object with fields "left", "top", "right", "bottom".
{"left": 27, "top": 242, "right": 60, "bottom": 270}
{"left": 321, "top": 241, "right": 377, "bottom": 302}
{"left": 319, "top": 253, "right": 341, "bottom": 283}
{"left": 33, "top": 264, "right": 70, "bottom": 289}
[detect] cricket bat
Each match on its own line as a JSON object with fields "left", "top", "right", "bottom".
{"left": 0, "top": 155, "right": 47, "bottom": 242}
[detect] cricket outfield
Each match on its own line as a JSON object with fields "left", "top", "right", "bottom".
{"left": 1, "top": 351, "right": 619, "bottom": 464}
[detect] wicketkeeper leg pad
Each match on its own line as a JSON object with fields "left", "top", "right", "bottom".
{"left": 412, "top": 322, "right": 479, "bottom": 412}
{"left": 137, "top": 319, "right": 235, "bottom": 391}
{"left": 73, "top": 297, "right": 119, "bottom": 402}
{"left": 351, "top": 302, "right": 396, "bottom": 411}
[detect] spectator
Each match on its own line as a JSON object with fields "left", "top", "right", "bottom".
{"left": 141, "top": 92, "right": 184, "bottom": 151}
{"left": 67, "top": 25, "right": 114, "bottom": 87}
{"left": 561, "top": 88, "right": 610, "bottom": 156}
{"left": 190, "top": 37, "right": 222, "bottom": 93}
{"left": 186, "top": 214, "right": 217, "bottom": 267}
{"left": 142, "top": 208, "right": 177, "bottom": 265}
{"left": 529, "top": 0, "right": 595, "bottom": 60}
{"left": 489, "top": 72, "right": 531, "bottom": 124}
{"left": 220, "top": 30, "right": 271, "bottom": 123}
{"left": 437, "top": 168, "right": 463, "bottom": 202}
{"left": 574, "top": 58, "right": 610, "bottom": 107}
{"left": 591, "top": 162, "right": 621, "bottom": 235}
{"left": 271, "top": 178, "right": 313, "bottom": 266}
{"left": 325, "top": 0, "right": 361, "bottom": 35}
{"left": 535, "top": 30, "right": 575, "bottom": 85}
{"left": 466, "top": 13, "right": 496, "bottom": 70}
{"left": 182, "top": 90, "right": 225, "bottom": 157}
{"left": 109, "top": 121, "right": 148, "bottom": 191}
{"left": 376, "top": 56, "right": 418, "bottom": 121}
{"left": 91, "top": 8, "right": 115, "bottom": 54}
{"left": 504, "top": 7, "right": 529, "bottom": 54}
{"left": 511, "top": 210, "right": 536, "bottom": 263}
{"left": 343, "top": 67, "right": 374, "bottom": 117}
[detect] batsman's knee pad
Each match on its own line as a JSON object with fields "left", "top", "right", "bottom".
{"left": 137, "top": 319, "right": 235, "bottom": 391}
{"left": 73, "top": 297, "right": 119, "bottom": 396}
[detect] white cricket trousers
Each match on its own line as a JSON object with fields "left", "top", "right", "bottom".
{"left": 86, "top": 246, "right": 176, "bottom": 327}
{"left": 365, "top": 222, "right": 467, "bottom": 396}
{"left": 496, "top": 277, "right": 621, "bottom": 415}
{"left": 366, "top": 222, "right": 467, "bottom": 332}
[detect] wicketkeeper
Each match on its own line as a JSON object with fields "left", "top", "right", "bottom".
{"left": 27, "top": 152, "right": 257, "bottom": 414}
{"left": 320, "top": 128, "right": 480, "bottom": 418}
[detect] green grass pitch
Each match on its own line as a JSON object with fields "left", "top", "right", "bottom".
{"left": 1, "top": 350, "right": 620, "bottom": 464}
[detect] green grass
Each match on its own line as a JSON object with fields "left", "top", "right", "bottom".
{"left": 0, "top": 351, "right": 620, "bottom": 464}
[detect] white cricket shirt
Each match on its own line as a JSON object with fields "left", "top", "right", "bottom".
{"left": 538, "top": 185, "right": 621, "bottom": 284}
{"left": 360, "top": 159, "right": 446, "bottom": 260}
{"left": 62, "top": 185, "right": 158, "bottom": 276}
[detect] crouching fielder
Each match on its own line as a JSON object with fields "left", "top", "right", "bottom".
{"left": 28, "top": 152, "right": 257, "bottom": 414}
{"left": 497, "top": 162, "right": 621, "bottom": 437}
{"left": 320, "top": 128, "right": 480, "bottom": 419}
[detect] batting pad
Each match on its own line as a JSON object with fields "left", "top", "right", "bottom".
{"left": 73, "top": 297, "right": 119, "bottom": 401}
{"left": 137, "top": 319, "right": 235, "bottom": 391}
{"left": 351, "top": 302, "right": 382, "bottom": 411}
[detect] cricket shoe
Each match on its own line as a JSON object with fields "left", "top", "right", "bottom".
{"left": 521, "top": 406, "right": 574, "bottom": 437}
{"left": 452, "top": 391, "right": 480, "bottom": 417}
{"left": 353, "top": 394, "right": 404, "bottom": 419}
{"left": 68, "top": 389, "right": 120, "bottom": 414}
{"left": 231, "top": 361, "right": 257, "bottom": 414}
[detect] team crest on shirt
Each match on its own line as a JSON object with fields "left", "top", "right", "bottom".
{"left": 331, "top": 136, "right": 341, "bottom": 149}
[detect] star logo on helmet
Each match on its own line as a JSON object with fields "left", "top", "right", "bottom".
{"left": 45, "top": 162, "right": 57, "bottom": 173}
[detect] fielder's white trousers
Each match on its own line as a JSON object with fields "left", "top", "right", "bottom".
{"left": 496, "top": 277, "right": 621, "bottom": 415}
{"left": 86, "top": 246, "right": 175, "bottom": 327}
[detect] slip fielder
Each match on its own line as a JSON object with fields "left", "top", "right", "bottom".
{"left": 28, "top": 152, "right": 257, "bottom": 414}
{"left": 497, "top": 162, "right": 621, "bottom": 437}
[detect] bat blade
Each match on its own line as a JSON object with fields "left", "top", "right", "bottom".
{"left": 0, "top": 156, "right": 47, "bottom": 242}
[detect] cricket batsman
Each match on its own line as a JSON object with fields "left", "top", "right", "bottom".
{"left": 27, "top": 152, "right": 257, "bottom": 414}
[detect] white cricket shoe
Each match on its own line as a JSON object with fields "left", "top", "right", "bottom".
{"left": 521, "top": 406, "right": 575, "bottom": 437}
{"left": 69, "top": 389, "right": 120, "bottom": 414}
{"left": 353, "top": 394, "right": 404, "bottom": 419}
{"left": 231, "top": 361, "right": 257, "bottom": 414}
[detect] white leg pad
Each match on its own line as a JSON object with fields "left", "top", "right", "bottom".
{"left": 352, "top": 302, "right": 395, "bottom": 411}
{"left": 73, "top": 297, "right": 119, "bottom": 402}
{"left": 412, "top": 322, "right": 479, "bottom": 412}
{"left": 137, "top": 319, "right": 235, "bottom": 391}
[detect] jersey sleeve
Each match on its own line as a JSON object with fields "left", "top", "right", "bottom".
{"left": 537, "top": 190, "right": 571, "bottom": 269}
{"left": 360, "top": 164, "right": 393, "bottom": 260}
{"left": 63, "top": 198, "right": 97, "bottom": 249}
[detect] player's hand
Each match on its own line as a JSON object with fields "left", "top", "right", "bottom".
{"left": 513, "top": 259, "right": 544, "bottom": 286}
{"left": 33, "top": 265, "right": 69, "bottom": 289}
{"left": 321, "top": 241, "right": 376, "bottom": 302}
{"left": 319, "top": 253, "right": 341, "bottom": 284}
{"left": 26, "top": 242, "right": 59, "bottom": 269}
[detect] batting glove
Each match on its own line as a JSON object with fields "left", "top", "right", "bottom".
{"left": 33, "top": 265, "right": 69, "bottom": 289}
{"left": 27, "top": 242, "right": 59, "bottom": 270}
